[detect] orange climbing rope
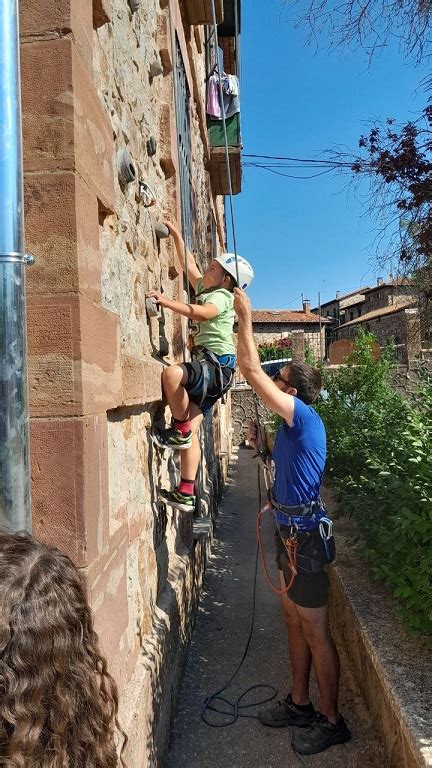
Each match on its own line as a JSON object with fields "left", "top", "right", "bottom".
{"left": 256, "top": 502, "right": 298, "bottom": 596}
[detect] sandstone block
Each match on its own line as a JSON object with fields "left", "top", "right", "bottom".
{"left": 28, "top": 295, "right": 122, "bottom": 416}
{"left": 22, "top": 38, "right": 115, "bottom": 212}
{"left": 25, "top": 172, "right": 101, "bottom": 302}
{"left": 93, "top": 0, "right": 112, "bottom": 27}
{"left": 31, "top": 414, "right": 109, "bottom": 566}
{"left": 72, "top": 49, "right": 116, "bottom": 212}
{"left": 22, "top": 38, "right": 75, "bottom": 173}
{"left": 159, "top": 102, "right": 177, "bottom": 180}
{"left": 88, "top": 529, "right": 130, "bottom": 666}
{"left": 20, "top": 0, "right": 93, "bottom": 68}
{"left": 121, "top": 356, "right": 163, "bottom": 405}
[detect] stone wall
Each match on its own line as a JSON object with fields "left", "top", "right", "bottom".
{"left": 339, "top": 308, "right": 421, "bottom": 364}
{"left": 22, "top": 1, "right": 230, "bottom": 765}
{"left": 231, "top": 385, "right": 273, "bottom": 446}
{"left": 241, "top": 323, "right": 326, "bottom": 361}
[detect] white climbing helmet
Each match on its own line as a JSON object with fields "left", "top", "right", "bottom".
{"left": 215, "top": 253, "right": 254, "bottom": 290}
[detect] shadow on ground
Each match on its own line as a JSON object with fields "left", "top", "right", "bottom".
{"left": 167, "top": 448, "right": 386, "bottom": 768}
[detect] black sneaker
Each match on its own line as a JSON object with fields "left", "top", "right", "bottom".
{"left": 152, "top": 425, "right": 192, "bottom": 451}
{"left": 258, "top": 694, "right": 315, "bottom": 728}
{"left": 292, "top": 712, "right": 351, "bottom": 755}
{"left": 159, "top": 488, "right": 196, "bottom": 512}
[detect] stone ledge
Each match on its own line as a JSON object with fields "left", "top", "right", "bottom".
{"left": 327, "top": 509, "right": 432, "bottom": 768}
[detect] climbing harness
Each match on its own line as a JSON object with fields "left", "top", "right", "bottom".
{"left": 188, "top": 346, "right": 235, "bottom": 408}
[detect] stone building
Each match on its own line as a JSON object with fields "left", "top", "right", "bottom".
{"left": 21, "top": 0, "right": 240, "bottom": 764}
{"left": 234, "top": 301, "right": 328, "bottom": 361}
{"left": 337, "top": 279, "right": 419, "bottom": 363}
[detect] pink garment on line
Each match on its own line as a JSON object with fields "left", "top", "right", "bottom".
{"left": 206, "top": 75, "right": 222, "bottom": 119}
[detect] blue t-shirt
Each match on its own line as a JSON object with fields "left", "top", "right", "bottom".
{"left": 272, "top": 397, "right": 326, "bottom": 509}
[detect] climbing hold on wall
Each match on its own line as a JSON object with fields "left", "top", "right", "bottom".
{"left": 149, "top": 57, "right": 164, "bottom": 78}
{"left": 193, "top": 517, "right": 213, "bottom": 541}
{"left": 146, "top": 297, "right": 159, "bottom": 318}
{"left": 117, "top": 148, "right": 136, "bottom": 186}
{"left": 147, "top": 136, "right": 157, "bottom": 157}
{"left": 129, "top": 0, "right": 141, "bottom": 12}
{"left": 139, "top": 180, "right": 156, "bottom": 207}
{"left": 155, "top": 222, "right": 170, "bottom": 239}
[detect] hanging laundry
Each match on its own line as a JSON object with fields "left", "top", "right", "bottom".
{"left": 222, "top": 74, "right": 240, "bottom": 118}
{"left": 226, "top": 74, "right": 239, "bottom": 96}
{"left": 206, "top": 73, "right": 240, "bottom": 120}
{"left": 207, "top": 74, "right": 222, "bottom": 119}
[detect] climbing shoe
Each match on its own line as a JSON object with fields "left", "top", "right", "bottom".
{"left": 258, "top": 694, "right": 315, "bottom": 728}
{"left": 152, "top": 425, "right": 192, "bottom": 451}
{"left": 292, "top": 712, "right": 351, "bottom": 755}
{"left": 159, "top": 488, "right": 196, "bottom": 512}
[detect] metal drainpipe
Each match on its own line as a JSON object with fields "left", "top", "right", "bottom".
{"left": 0, "top": 0, "right": 33, "bottom": 531}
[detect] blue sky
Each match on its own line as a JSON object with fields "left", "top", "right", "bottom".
{"left": 233, "top": 0, "right": 427, "bottom": 309}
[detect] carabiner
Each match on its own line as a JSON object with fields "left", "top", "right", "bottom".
{"left": 319, "top": 517, "right": 333, "bottom": 541}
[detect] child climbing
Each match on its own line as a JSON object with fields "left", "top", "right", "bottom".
{"left": 146, "top": 220, "right": 253, "bottom": 512}
{"left": 0, "top": 530, "right": 126, "bottom": 767}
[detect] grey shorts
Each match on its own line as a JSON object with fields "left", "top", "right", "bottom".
{"left": 275, "top": 528, "right": 329, "bottom": 608}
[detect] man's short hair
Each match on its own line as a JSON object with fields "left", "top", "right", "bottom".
{"left": 285, "top": 361, "right": 322, "bottom": 404}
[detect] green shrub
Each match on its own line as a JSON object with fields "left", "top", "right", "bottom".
{"left": 316, "top": 330, "right": 432, "bottom": 639}
{"left": 258, "top": 337, "right": 293, "bottom": 362}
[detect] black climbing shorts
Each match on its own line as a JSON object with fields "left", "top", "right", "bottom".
{"left": 183, "top": 357, "right": 234, "bottom": 416}
{"left": 275, "top": 527, "right": 329, "bottom": 608}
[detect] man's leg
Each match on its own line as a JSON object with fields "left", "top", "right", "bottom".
{"left": 291, "top": 601, "right": 351, "bottom": 755}
{"left": 294, "top": 602, "right": 339, "bottom": 722}
{"left": 280, "top": 573, "right": 313, "bottom": 706}
{"left": 257, "top": 571, "right": 316, "bottom": 728}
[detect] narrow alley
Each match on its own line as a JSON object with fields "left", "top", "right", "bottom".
{"left": 168, "top": 448, "right": 385, "bottom": 768}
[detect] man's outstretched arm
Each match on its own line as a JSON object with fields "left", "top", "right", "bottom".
{"left": 234, "top": 288, "right": 295, "bottom": 426}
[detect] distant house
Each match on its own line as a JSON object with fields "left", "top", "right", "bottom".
{"left": 337, "top": 279, "right": 419, "bottom": 363}
{"left": 311, "top": 286, "right": 369, "bottom": 356}
{"left": 235, "top": 301, "right": 328, "bottom": 361}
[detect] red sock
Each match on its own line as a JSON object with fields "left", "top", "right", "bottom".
{"left": 173, "top": 418, "right": 192, "bottom": 436}
{"left": 179, "top": 479, "right": 195, "bottom": 495}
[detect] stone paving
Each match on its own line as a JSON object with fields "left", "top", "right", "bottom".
{"left": 168, "top": 448, "right": 386, "bottom": 768}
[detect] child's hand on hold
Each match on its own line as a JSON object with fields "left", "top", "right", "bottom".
{"left": 146, "top": 290, "right": 165, "bottom": 307}
{"left": 163, "top": 220, "right": 181, "bottom": 238}
{"left": 233, "top": 287, "right": 252, "bottom": 319}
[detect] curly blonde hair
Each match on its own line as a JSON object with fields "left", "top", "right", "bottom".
{"left": 0, "top": 530, "right": 126, "bottom": 767}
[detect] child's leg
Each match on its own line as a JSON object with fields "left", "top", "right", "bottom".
{"left": 161, "top": 364, "right": 189, "bottom": 421}
{"left": 179, "top": 407, "right": 203, "bottom": 488}
{"left": 158, "top": 407, "right": 204, "bottom": 510}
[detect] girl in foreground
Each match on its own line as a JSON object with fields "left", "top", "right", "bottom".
{"left": 0, "top": 530, "right": 126, "bottom": 767}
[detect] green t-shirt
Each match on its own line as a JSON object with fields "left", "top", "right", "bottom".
{"left": 193, "top": 279, "right": 235, "bottom": 356}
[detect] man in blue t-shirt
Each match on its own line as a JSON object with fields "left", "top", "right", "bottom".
{"left": 234, "top": 288, "right": 351, "bottom": 756}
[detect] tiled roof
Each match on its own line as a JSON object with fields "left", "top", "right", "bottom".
{"left": 339, "top": 301, "right": 416, "bottom": 328}
{"left": 245, "top": 310, "right": 329, "bottom": 324}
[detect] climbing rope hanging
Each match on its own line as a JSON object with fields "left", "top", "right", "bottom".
{"left": 167, "top": 0, "right": 194, "bottom": 361}
{"left": 210, "top": 0, "right": 241, "bottom": 288}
